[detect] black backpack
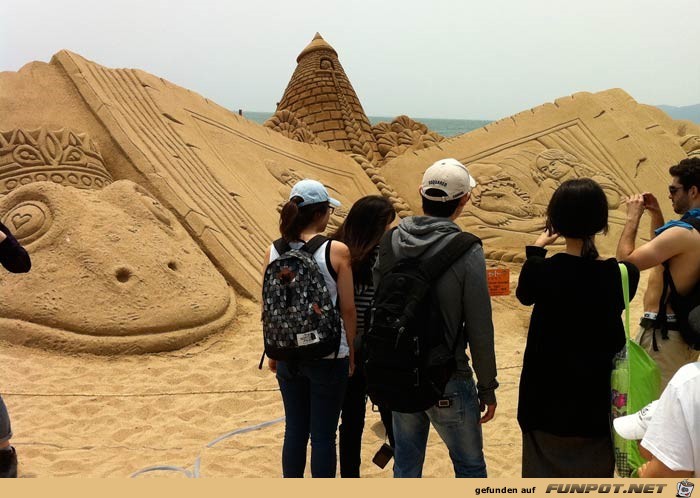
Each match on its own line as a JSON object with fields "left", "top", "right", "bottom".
{"left": 657, "top": 217, "right": 700, "bottom": 351}
{"left": 260, "top": 235, "right": 341, "bottom": 364}
{"left": 363, "top": 228, "right": 481, "bottom": 413}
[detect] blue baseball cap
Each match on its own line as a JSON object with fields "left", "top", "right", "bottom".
{"left": 289, "top": 179, "right": 341, "bottom": 207}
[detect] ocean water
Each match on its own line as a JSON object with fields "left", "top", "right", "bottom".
{"left": 368, "top": 115, "right": 491, "bottom": 137}
{"left": 243, "top": 111, "right": 490, "bottom": 138}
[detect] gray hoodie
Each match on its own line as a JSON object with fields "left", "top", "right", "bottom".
{"left": 373, "top": 216, "right": 498, "bottom": 405}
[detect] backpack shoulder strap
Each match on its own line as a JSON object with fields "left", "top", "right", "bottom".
{"left": 653, "top": 261, "right": 674, "bottom": 350}
{"left": 420, "top": 232, "right": 482, "bottom": 283}
{"left": 302, "top": 234, "right": 329, "bottom": 255}
{"left": 324, "top": 240, "right": 338, "bottom": 281}
{"left": 686, "top": 216, "right": 700, "bottom": 232}
{"left": 377, "top": 227, "right": 399, "bottom": 275}
{"left": 663, "top": 261, "right": 679, "bottom": 296}
{"left": 273, "top": 238, "right": 291, "bottom": 256}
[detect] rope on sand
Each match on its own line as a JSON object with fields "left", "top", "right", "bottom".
{"left": 130, "top": 465, "right": 194, "bottom": 478}
{"left": 5, "top": 388, "right": 280, "bottom": 397}
{"left": 129, "top": 416, "right": 286, "bottom": 478}
{"left": 205, "top": 416, "right": 286, "bottom": 448}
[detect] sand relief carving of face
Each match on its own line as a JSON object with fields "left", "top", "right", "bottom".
{"left": 531, "top": 149, "right": 624, "bottom": 211}
{"left": 0, "top": 128, "right": 236, "bottom": 353}
{"left": 264, "top": 160, "right": 349, "bottom": 233}
{"left": 319, "top": 58, "right": 334, "bottom": 71}
{"left": 457, "top": 148, "right": 627, "bottom": 248}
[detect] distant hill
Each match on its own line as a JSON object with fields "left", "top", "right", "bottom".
{"left": 656, "top": 104, "right": 700, "bottom": 124}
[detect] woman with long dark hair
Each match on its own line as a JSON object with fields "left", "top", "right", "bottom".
{"left": 331, "top": 195, "right": 396, "bottom": 477}
{"left": 515, "top": 178, "right": 640, "bottom": 477}
{"left": 263, "top": 179, "right": 356, "bottom": 478}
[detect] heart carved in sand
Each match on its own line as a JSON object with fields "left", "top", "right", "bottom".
{"left": 12, "top": 212, "right": 32, "bottom": 230}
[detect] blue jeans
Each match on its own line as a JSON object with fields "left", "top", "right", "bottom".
{"left": 392, "top": 375, "right": 486, "bottom": 478}
{"left": 276, "top": 358, "right": 349, "bottom": 477}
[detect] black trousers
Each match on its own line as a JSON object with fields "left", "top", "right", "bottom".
{"left": 339, "top": 365, "right": 394, "bottom": 477}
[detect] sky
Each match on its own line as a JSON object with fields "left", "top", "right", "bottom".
{"left": 1, "top": 0, "right": 699, "bottom": 120}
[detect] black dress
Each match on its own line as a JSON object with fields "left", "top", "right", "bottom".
{"left": 516, "top": 246, "right": 639, "bottom": 477}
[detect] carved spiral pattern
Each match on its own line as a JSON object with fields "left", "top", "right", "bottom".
{"left": 263, "top": 110, "right": 326, "bottom": 146}
{"left": 372, "top": 115, "right": 445, "bottom": 164}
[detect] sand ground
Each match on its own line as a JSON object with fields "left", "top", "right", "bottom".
{"left": 0, "top": 264, "right": 648, "bottom": 478}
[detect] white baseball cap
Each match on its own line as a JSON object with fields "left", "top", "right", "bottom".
{"left": 420, "top": 158, "right": 477, "bottom": 202}
{"left": 289, "top": 179, "right": 341, "bottom": 207}
{"left": 613, "top": 400, "right": 659, "bottom": 440}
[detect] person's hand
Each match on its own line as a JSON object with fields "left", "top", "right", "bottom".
{"left": 0, "top": 231, "right": 6, "bottom": 244}
{"left": 479, "top": 400, "right": 497, "bottom": 424}
{"left": 534, "top": 229, "right": 559, "bottom": 247}
{"left": 642, "top": 192, "right": 662, "bottom": 214}
{"left": 268, "top": 358, "right": 277, "bottom": 373}
{"left": 637, "top": 461, "right": 650, "bottom": 478}
{"left": 348, "top": 349, "right": 355, "bottom": 377}
{"left": 625, "top": 194, "right": 646, "bottom": 221}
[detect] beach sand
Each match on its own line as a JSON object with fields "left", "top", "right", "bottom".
{"left": 0, "top": 264, "right": 648, "bottom": 478}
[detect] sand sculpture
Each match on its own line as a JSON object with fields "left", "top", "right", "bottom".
{"left": 0, "top": 127, "right": 236, "bottom": 353}
{"left": 382, "top": 89, "right": 698, "bottom": 261}
{"left": 371, "top": 115, "right": 445, "bottom": 164}
{"left": 1, "top": 40, "right": 698, "bottom": 355}
{"left": 267, "top": 33, "right": 380, "bottom": 163}
{"left": 3, "top": 37, "right": 700, "bottom": 479}
{"left": 0, "top": 49, "right": 383, "bottom": 352}
{"left": 266, "top": 36, "right": 444, "bottom": 168}
{"left": 265, "top": 33, "right": 416, "bottom": 218}
{"left": 1, "top": 50, "right": 380, "bottom": 301}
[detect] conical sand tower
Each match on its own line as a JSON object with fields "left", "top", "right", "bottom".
{"left": 270, "top": 33, "right": 380, "bottom": 164}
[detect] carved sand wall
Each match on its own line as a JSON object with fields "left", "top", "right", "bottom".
{"left": 1, "top": 51, "right": 381, "bottom": 299}
{"left": 382, "top": 89, "right": 692, "bottom": 261}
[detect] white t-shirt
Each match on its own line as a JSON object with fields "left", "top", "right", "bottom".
{"left": 642, "top": 362, "right": 700, "bottom": 475}
{"left": 269, "top": 239, "right": 349, "bottom": 359}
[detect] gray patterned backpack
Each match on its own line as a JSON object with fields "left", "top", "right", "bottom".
{"left": 260, "top": 235, "right": 341, "bottom": 365}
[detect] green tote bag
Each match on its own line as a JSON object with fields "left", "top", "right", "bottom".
{"left": 611, "top": 263, "right": 661, "bottom": 477}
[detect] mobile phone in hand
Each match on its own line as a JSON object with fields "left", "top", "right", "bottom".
{"left": 372, "top": 443, "right": 394, "bottom": 469}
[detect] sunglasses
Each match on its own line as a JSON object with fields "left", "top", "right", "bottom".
{"left": 668, "top": 185, "right": 684, "bottom": 195}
